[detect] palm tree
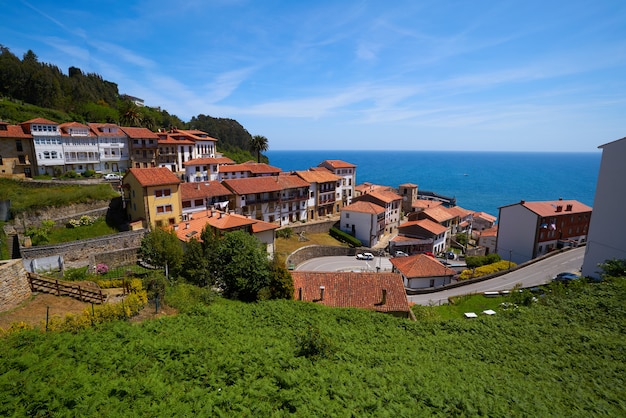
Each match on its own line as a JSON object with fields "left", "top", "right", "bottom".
{"left": 250, "top": 135, "right": 269, "bottom": 163}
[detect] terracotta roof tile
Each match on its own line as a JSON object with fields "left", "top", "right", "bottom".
{"left": 341, "top": 200, "right": 385, "bottom": 214}
{"left": 411, "top": 199, "right": 443, "bottom": 210}
{"left": 219, "top": 161, "right": 281, "bottom": 174}
{"left": 318, "top": 159, "right": 356, "bottom": 169}
{"left": 180, "top": 181, "right": 232, "bottom": 200}
{"left": 399, "top": 219, "right": 447, "bottom": 235}
{"left": 127, "top": 167, "right": 181, "bottom": 187}
{"left": 295, "top": 169, "right": 340, "bottom": 183}
{"left": 0, "top": 123, "right": 32, "bottom": 139}
{"left": 390, "top": 254, "right": 456, "bottom": 278}
{"left": 222, "top": 177, "right": 283, "bottom": 195}
{"left": 473, "top": 211, "right": 497, "bottom": 222}
{"left": 119, "top": 127, "right": 159, "bottom": 139}
{"left": 292, "top": 271, "right": 410, "bottom": 315}
{"left": 184, "top": 157, "right": 235, "bottom": 166}
{"left": 358, "top": 189, "right": 402, "bottom": 204}
{"left": 420, "top": 206, "right": 456, "bottom": 223}
{"left": 21, "top": 118, "right": 58, "bottom": 125}
{"left": 520, "top": 199, "right": 592, "bottom": 216}
{"left": 175, "top": 210, "right": 277, "bottom": 242}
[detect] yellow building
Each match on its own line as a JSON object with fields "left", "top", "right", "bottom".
{"left": 123, "top": 167, "right": 182, "bottom": 228}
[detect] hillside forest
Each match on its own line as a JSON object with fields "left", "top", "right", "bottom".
{"left": 0, "top": 45, "right": 265, "bottom": 163}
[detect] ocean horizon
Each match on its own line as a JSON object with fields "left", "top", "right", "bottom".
{"left": 266, "top": 150, "right": 602, "bottom": 219}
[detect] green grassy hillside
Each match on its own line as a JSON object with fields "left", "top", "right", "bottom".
{"left": 0, "top": 278, "right": 624, "bottom": 416}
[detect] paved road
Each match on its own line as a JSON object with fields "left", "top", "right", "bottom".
{"left": 296, "top": 246, "right": 586, "bottom": 306}
{"left": 408, "top": 246, "right": 585, "bottom": 305}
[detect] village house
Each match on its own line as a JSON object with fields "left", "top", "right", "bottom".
{"left": 477, "top": 226, "right": 498, "bottom": 256}
{"left": 398, "top": 183, "right": 419, "bottom": 214}
{"left": 0, "top": 121, "right": 35, "bottom": 178}
{"left": 291, "top": 271, "right": 413, "bottom": 319}
{"left": 88, "top": 123, "right": 129, "bottom": 174}
{"left": 21, "top": 118, "right": 64, "bottom": 176}
{"left": 57, "top": 122, "right": 100, "bottom": 174}
{"left": 496, "top": 198, "right": 592, "bottom": 264}
{"left": 156, "top": 128, "right": 218, "bottom": 174}
{"left": 295, "top": 168, "right": 341, "bottom": 220}
{"left": 390, "top": 254, "right": 456, "bottom": 289}
{"left": 389, "top": 218, "right": 448, "bottom": 256}
{"left": 180, "top": 181, "right": 233, "bottom": 219}
{"left": 174, "top": 209, "right": 278, "bottom": 254}
{"left": 122, "top": 167, "right": 182, "bottom": 228}
{"left": 352, "top": 189, "right": 402, "bottom": 234}
{"left": 183, "top": 156, "right": 235, "bottom": 182}
{"left": 318, "top": 159, "right": 356, "bottom": 207}
{"left": 471, "top": 211, "right": 497, "bottom": 232}
{"left": 582, "top": 136, "right": 626, "bottom": 279}
{"left": 222, "top": 174, "right": 309, "bottom": 226}
{"left": 217, "top": 161, "right": 281, "bottom": 181}
{"left": 121, "top": 126, "right": 159, "bottom": 169}
{"left": 339, "top": 200, "right": 385, "bottom": 247}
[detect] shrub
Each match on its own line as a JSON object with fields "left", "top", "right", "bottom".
{"left": 329, "top": 227, "right": 361, "bottom": 247}
{"left": 459, "top": 260, "right": 516, "bottom": 280}
{"left": 96, "top": 263, "right": 109, "bottom": 275}
{"left": 63, "top": 266, "right": 89, "bottom": 282}
{"left": 276, "top": 228, "right": 293, "bottom": 239}
{"left": 82, "top": 169, "right": 96, "bottom": 178}
{"left": 296, "top": 324, "right": 335, "bottom": 360}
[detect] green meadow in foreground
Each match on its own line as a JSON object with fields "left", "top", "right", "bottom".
{"left": 0, "top": 278, "right": 624, "bottom": 417}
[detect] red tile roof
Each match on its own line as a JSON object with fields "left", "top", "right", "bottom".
{"left": 0, "top": 123, "right": 32, "bottom": 139}
{"left": 519, "top": 199, "right": 592, "bottom": 217}
{"left": 295, "top": 169, "right": 340, "bottom": 183}
{"left": 184, "top": 157, "right": 235, "bottom": 166}
{"left": 180, "top": 181, "right": 232, "bottom": 200}
{"left": 358, "top": 189, "right": 402, "bottom": 204}
{"left": 446, "top": 205, "right": 472, "bottom": 219}
{"left": 21, "top": 118, "right": 58, "bottom": 126}
{"left": 222, "top": 176, "right": 283, "bottom": 194}
{"left": 479, "top": 226, "right": 498, "bottom": 237}
{"left": 319, "top": 159, "right": 356, "bottom": 169}
{"left": 127, "top": 167, "right": 181, "bottom": 187}
{"left": 88, "top": 123, "right": 126, "bottom": 137}
{"left": 292, "top": 271, "right": 410, "bottom": 315}
{"left": 411, "top": 199, "right": 443, "bottom": 210}
{"left": 119, "top": 127, "right": 159, "bottom": 139}
{"left": 420, "top": 206, "right": 456, "bottom": 223}
{"left": 399, "top": 219, "right": 447, "bottom": 235}
{"left": 219, "top": 161, "right": 281, "bottom": 174}
{"left": 399, "top": 183, "right": 418, "bottom": 188}
{"left": 472, "top": 211, "right": 497, "bottom": 223}
{"left": 175, "top": 210, "right": 277, "bottom": 242}
{"left": 390, "top": 254, "right": 456, "bottom": 278}
{"left": 341, "top": 200, "right": 385, "bottom": 215}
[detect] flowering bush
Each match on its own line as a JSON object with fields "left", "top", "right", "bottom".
{"left": 96, "top": 263, "right": 109, "bottom": 275}
{"left": 67, "top": 215, "right": 98, "bottom": 228}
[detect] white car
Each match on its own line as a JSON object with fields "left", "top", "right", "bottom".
{"left": 103, "top": 173, "right": 122, "bottom": 180}
{"left": 356, "top": 252, "right": 374, "bottom": 260}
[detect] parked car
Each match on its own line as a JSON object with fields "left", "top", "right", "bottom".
{"left": 422, "top": 251, "right": 435, "bottom": 258}
{"left": 356, "top": 252, "right": 374, "bottom": 260}
{"left": 103, "top": 173, "right": 122, "bottom": 180}
{"left": 394, "top": 251, "right": 409, "bottom": 257}
{"left": 446, "top": 251, "right": 456, "bottom": 260}
{"left": 553, "top": 272, "right": 580, "bottom": 283}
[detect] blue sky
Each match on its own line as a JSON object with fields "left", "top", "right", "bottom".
{"left": 2, "top": 1, "right": 625, "bottom": 151}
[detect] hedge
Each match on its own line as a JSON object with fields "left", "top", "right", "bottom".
{"left": 329, "top": 227, "right": 362, "bottom": 247}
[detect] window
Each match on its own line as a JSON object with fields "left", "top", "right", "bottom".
{"left": 15, "top": 140, "right": 23, "bottom": 152}
{"left": 182, "top": 201, "right": 191, "bottom": 208}
{"left": 0, "top": 155, "right": 3, "bottom": 165}
{"left": 346, "top": 213, "right": 350, "bottom": 219}
{"left": 155, "top": 189, "right": 171, "bottom": 198}
{"left": 156, "top": 205, "right": 173, "bottom": 213}
{"left": 18, "top": 155, "right": 26, "bottom": 164}
{"left": 194, "top": 199, "right": 203, "bottom": 206}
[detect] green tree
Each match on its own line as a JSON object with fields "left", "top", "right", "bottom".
{"left": 138, "top": 227, "right": 184, "bottom": 277}
{"left": 250, "top": 135, "right": 269, "bottom": 163}
{"left": 119, "top": 101, "right": 142, "bottom": 127}
{"left": 181, "top": 238, "right": 213, "bottom": 287}
{"left": 599, "top": 259, "right": 626, "bottom": 278}
{"left": 267, "top": 256, "right": 295, "bottom": 300}
{"left": 215, "top": 230, "right": 271, "bottom": 302}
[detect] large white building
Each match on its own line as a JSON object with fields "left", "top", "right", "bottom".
{"left": 340, "top": 200, "right": 385, "bottom": 247}
{"left": 582, "top": 137, "right": 626, "bottom": 279}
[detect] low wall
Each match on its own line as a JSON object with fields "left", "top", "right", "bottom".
{"left": 278, "top": 219, "right": 338, "bottom": 235}
{"left": 21, "top": 229, "right": 146, "bottom": 270}
{"left": 287, "top": 245, "right": 355, "bottom": 268}
{"left": 0, "top": 259, "right": 32, "bottom": 313}
{"left": 12, "top": 200, "right": 113, "bottom": 231}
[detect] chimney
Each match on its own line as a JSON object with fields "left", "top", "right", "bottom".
{"left": 520, "top": 200, "right": 525, "bottom": 204}
{"left": 566, "top": 204, "right": 573, "bottom": 211}
{"left": 219, "top": 211, "right": 223, "bottom": 219}
{"left": 173, "top": 224, "right": 178, "bottom": 231}
{"left": 319, "top": 286, "right": 325, "bottom": 301}
{"left": 185, "top": 222, "right": 189, "bottom": 229}
{"left": 298, "top": 288, "right": 302, "bottom": 300}
{"left": 381, "top": 288, "right": 387, "bottom": 305}
{"left": 556, "top": 205, "right": 562, "bottom": 212}
{"left": 196, "top": 183, "right": 200, "bottom": 190}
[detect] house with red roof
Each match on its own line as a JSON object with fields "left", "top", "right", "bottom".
{"left": 352, "top": 188, "right": 403, "bottom": 234}
{"left": 174, "top": 209, "right": 278, "bottom": 254}
{"left": 398, "top": 183, "right": 419, "bottom": 214}
{"left": 318, "top": 159, "right": 356, "bottom": 207}
{"left": 339, "top": 200, "right": 385, "bottom": 247}
{"left": 390, "top": 254, "right": 456, "bottom": 289}
{"left": 471, "top": 211, "right": 497, "bottom": 232}
{"left": 496, "top": 198, "right": 592, "bottom": 264}
{"left": 0, "top": 121, "right": 35, "bottom": 178}
{"left": 180, "top": 181, "right": 233, "bottom": 218}
{"left": 155, "top": 128, "right": 217, "bottom": 174}
{"left": 291, "top": 271, "right": 413, "bottom": 319}
{"left": 122, "top": 167, "right": 182, "bottom": 228}
{"left": 217, "top": 161, "right": 281, "bottom": 180}
{"left": 477, "top": 226, "right": 498, "bottom": 255}
{"left": 21, "top": 118, "right": 64, "bottom": 176}
{"left": 295, "top": 168, "right": 341, "bottom": 220}
{"left": 58, "top": 122, "right": 100, "bottom": 174}
{"left": 88, "top": 123, "right": 129, "bottom": 174}
{"left": 222, "top": 174, "right": 309, "bottom": 226}
{"left": 389, "top": 219, "right": 448, "bottom": 256}
{"left": 120, "top": 127, "right": 159, "bottom": 169}
{"left": 183, "top": 156, "right": 235, "bottom": 182}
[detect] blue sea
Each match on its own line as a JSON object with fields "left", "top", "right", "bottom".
{"left": 266, "top": 150, "right": 602, "bottom": 219}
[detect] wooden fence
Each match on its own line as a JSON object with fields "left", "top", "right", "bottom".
{"left": 27, "top": 273, "right": 106, "bottom": 304}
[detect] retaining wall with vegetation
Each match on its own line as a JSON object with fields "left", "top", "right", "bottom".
{"left": 0, "top": 259, "right": 32, "bottom": 313}
{"left": 278, "top": 219, "right": 338, "bottom": 236}
{"left": 12, "top": 200, "right": 113, "bottom": 231}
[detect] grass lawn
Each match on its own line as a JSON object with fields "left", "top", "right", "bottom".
{"left": 412, "top": 293, "right": 507, "bottom": 321}
{"left": 45, "top": 218, "right": 119, "bottom": 245}
{"left": 275, "top": 231, "right": 347, "bottom": 259}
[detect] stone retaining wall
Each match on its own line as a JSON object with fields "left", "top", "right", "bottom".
{"left": 21, "top": 229, "right": 146, "bottom": 270}
{"left": 12, "top": 200, "right": 113, "bottom": 231}
{"left": 287, "top": 245, "right": 355, "bottom": 267}
{"left": 278, "top": 218, "right": 338, "bottom": 235}
{"left": 0, "top": 259, "right": 32, "bottom": 313}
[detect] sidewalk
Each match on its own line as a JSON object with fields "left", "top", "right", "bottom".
{"left": 372, "top": 231, "right": 397, "bottom": 252}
